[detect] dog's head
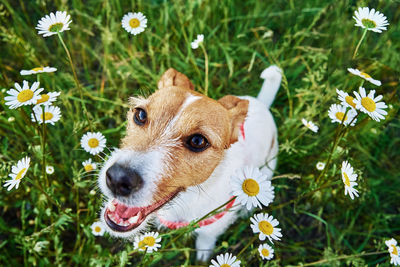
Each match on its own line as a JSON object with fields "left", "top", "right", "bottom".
{"left": 98, "top": 68, "right": 249, "bottom": 237}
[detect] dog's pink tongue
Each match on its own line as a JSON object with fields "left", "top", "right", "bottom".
{"left": 121, "top": 207, "right": 141, "bottom": 218}
{"left": 114, "top": 202, "right": 141, "bottom": 219}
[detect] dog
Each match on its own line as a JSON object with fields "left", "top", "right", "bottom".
{"left": 98, "top": 66, "right": 281, "bottom": 261}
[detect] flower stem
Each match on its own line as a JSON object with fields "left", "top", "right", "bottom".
{"left": 57, "top": 32, "right": 92, "bottom": 130}
{"left": 352, "top": 28, "right": 368, "bottom": 59}
{"left": 41, "top": 106, "right": 48, "bottom": 188}
{"left": 316, "top": 109, "right": 350, "bottom": 183}
{"left": 200, "top": 43, "right": 209, "bottom": 96}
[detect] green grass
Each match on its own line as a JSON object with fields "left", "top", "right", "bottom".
{"left": 0, "top": 0, "right": 399, "bottom": 266}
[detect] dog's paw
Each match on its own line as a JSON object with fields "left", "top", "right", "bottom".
{"left": 196, "top": 249, "right": 213, "bottom": 262}
{"left": 260, "top": 65, "right": 282, "bottom": 80}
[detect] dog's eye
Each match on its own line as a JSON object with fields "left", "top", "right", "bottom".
{"left": 186, "top": 134, "right": 209, "bottom": 152}
{"left": 133, "top": 108, "right": 147, "bottom": 126}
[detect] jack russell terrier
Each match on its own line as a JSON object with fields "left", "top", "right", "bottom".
{"left": 98, "top": 66, "right": 282, "bottom": 261}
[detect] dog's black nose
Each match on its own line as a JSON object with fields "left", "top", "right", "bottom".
{"left": 106, "top": 164, "right": 143, "bottom": 196}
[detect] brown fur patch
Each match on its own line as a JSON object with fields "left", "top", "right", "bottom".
{"left": 121, "top": 68, "right": 248, "bottom": 203}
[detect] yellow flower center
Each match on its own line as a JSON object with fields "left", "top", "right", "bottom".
{"left": 88, "top": 138, "right": 99, "bottom": 148}
{"left": 49, "top": 22, "right": 64, "bottom": 32}
{"left": 361, "top": 18, "right": 377, "bottom": 28}
{"left": 41, "top": 112, "right": 53, "bottom": 121}
{"left": 345, "top": 95, "right": 356, "bottom": 109}
{"left": 15, "top": 168, "right": 27, "bottom": 180}
{"left": 343, "top": 172, "right": 350, "bottom": 187}
{"left": 360, "top": 72, "right": 371, "bottom": 79}
{"left": 259, "top": 220, "right": 274, "bottom": 235}
{"left": 392, "top": 245, "right": 398, "bottom": 256}
{"left": 138, "top": 236, "right": 156, "bottom": 250}
{"left": 32, "top": 67, "right": 44, "bottom": 72}
{"left": 129, "top": 18, "right": 140, "bottom": 28}
{"left": 94, "top": 226, "right": 102, "bottom": 233}
{"left": 221, "top": 264, "right": 231, "bottom": 267}
{"left": 84, "top": 164, "right": 94, "bottom": 172}
{"left": 36, "top": 94, "right": 50, "bottom": 104}
{"left": 17, "top": 90, "right": 34, "bottom": 102}
{"left": 361, "top": 97, "right": 376, "bottom": 112}
{"left": 242, "top": 178, "right": 260, "bottom": 196}
{"left": 335, "top": 112, "right": 348, "bottom": 122}
{"left": 261, "top": 248, "right": 270, "bottom": 257}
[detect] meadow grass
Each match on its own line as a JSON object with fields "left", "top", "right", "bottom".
{"left": 0, "top": 0, "right": 399, "bottom": 266}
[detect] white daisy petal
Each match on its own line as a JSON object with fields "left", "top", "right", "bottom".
{"left": 121, "top": 12, "right": 148, "bottom": 35}
{"left": 353, "top": 7, "right": 389, "bottom": 33}
{"left": 133, "top": 232, "right": 162, "bottom": 253}
{"left": 347, "top": 68, "right": 381, "bottom": 86}
{"left": 258, "top": 243, "right": 274, "bottom": 260}
{"left": 209, "top": 253, "right": 241, "bottom": 267}
{"left": 36, "top": 11, "right": 72, "bottom": 37}
{"left": 20, "top": 66, "right": 57, "bottom": 76}
{"left": 82, "top": 159, "right": 97, "bottom": 172}
{"left": 230, "top": 166, "right": 274, "bottom": 210}
{"left": 80, "top": 132, "right": 107, "bottom": 155}
{"left": 3, "top": 156, "right": 30, "bottom": 191}
{"left": 31, "top": 105, "right": 62, "bottom": 125}
{"left": 250, "top": 213, "right": 282, "bottom": 243}
{"left": 91, "top": 221, "right": 105, "bottom": 236}
{"left": 4, "top": 80, "right": 43, "bottom": 109}
{"left": 353, "top": 86, "right": 387, "bottom": 121}
{"left": 328, "top": 104, "right": 357, "bottom": 126}
{"left": 341, "top": 161, "right": 360, "bottom": 200}
{"left": 301, "top": 118, "right": 319, "bottom": 132}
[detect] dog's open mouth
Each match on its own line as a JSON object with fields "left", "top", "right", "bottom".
{"left": 104, "top": 191, "right": 179, "bottom": 232}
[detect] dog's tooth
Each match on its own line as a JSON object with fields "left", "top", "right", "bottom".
{"left": 108, "top": 202, "right": 116, "bottom": 212}
{"left": 129, "top": 215, "right": 139, "bottom": 224}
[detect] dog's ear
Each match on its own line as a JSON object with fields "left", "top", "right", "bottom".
{"left": 157, "top": 68, "right": 194, "bottom": 90}
{"left": 218, "top": 95, "right": 249, "bottom": 145}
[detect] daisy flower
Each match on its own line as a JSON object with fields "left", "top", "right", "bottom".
{"left": 231, "top": 166, "right": 274, "bottom": 210}
{"left": 121, "top": 12, "right": 147, "bottom": 35}
{"left": 250, "top": 213, "right": 282, "bottom": 243}
{"left": 328, "top": 104, "right": 357, "bottom": 126}
{"left": 258, "top": 244, "right": 274, "bottom": 260}
{"left": 210, "top": 253, "right": 241, "bottom": 267}
{"left": 385, "top": 238, "right": 400, "bottom": 266}
{"left": 35, "top": 91, "right": 61, "bottom": 106}
{"left": 353, "top": 87, "right": 387, "bottom": 121}
{"left": 316, "top": 162, "right": 325, "bottom": 171}
{"left": 31, "top": 105, "right": 62, "bottom": 125}
{"left": 133, "top": 232, "right": 161, "bottom": 253}
{"left": 347, "top": 68, "right": 381, "bottom": 86}
{"left": 80, "top": 132, "right": 106, "bottom": 155}
{"left": 336, "top": 89, "right": 357, "bottom": 110}
{"left": 3, "top": 156, "right": 30, "bottom": 191}
{"left": 341, "top": 161, "right": 359, "bottom": 200}
{"left": 82, "top": 159, "right": 97, "bottom": 172}
{"left": 46, "top": 166, "right": 54, "bottom": 175}
{"left": 36, "top": 11, "right": 72, "bottom": 37}
{"left": 301, "top": 118, "right": 319, "bottom": 133}
{"left": 91, "top": 221, "right": 105, "bottom": 236}
{"left": 20, "top": 66, "right": 57, "bottom": 76}
{"left": 353, "top": 7, "right": 389, "bottom": 33}
{"left": 191, "top": 34, "right": 204, "bottom": 49}
{"left": 4, "top": 81, "right": 43, "bottom": 109}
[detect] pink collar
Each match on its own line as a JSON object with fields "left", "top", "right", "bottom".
{"left": 157, "top": 197, "right": 235, "bottom": 229}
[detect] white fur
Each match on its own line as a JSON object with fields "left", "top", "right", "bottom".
{"left": 98, "top": 65, "right": 281, "bottom": 260}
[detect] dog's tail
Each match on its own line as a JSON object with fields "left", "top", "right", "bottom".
{"left": 257, "top": 65, "right": 282, "bottom": 108}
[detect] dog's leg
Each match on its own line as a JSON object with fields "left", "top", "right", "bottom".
{"left": 195, "top": 231, "right": 217, "bottom": 262}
